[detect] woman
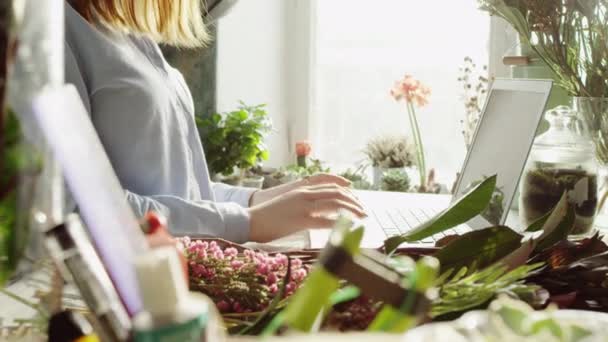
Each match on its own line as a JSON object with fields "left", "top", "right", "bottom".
{"left": 64, "top": 0, "right": 365, "bottom": 242}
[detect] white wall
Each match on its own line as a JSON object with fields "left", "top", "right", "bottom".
{"left": 216, "top": 0, "right": 290, "bottom": 168}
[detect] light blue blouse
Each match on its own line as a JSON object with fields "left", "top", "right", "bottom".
{"left": 64, "top": 4, "right": 255, "bottom": 242}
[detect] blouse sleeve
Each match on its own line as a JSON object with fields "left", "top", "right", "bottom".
{"left": 211, "top": 182, "right": 257, "bottom": 208}
{"left": 125, "top": 191, "right": 250, "bottom": 242}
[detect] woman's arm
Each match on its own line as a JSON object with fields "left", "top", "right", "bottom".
{"left": 126, "top": 190, "right": 250, "bottom": 243}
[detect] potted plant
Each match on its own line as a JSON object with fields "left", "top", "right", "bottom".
{"left": 363, "top": 135, "right": 416, "bottom": 188}
{"left": 339, "top": 165, "right": 373, "bottom": 190}
{"left": 197, "top": 102, "right": 272, "bottom": 189}
{"left": 380, "top": 168, "right": 411, "bottom": 192}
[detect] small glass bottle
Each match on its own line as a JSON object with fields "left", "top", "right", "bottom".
{"left": 519, "top": 106, "right": 598, "bottom": 235}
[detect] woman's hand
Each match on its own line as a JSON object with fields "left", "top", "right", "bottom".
{"left": 247, "top": 183, "right": 367, "bottom": 242}
{"left": 249, "top": 173, "right": 352, "bottom": 206}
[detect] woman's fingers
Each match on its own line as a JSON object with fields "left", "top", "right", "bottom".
{"left": 301, "top": 187, "right": 365, "bottom": 213}
{"left": 306, "top": 173, "right": 351, "bottom": 187}
{"left": 312, "top": 199, "right": 367, "bottom": 218}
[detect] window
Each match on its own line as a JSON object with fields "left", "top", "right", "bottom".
{"left": 309, "top": 0, "right": 491, "bottom": 185}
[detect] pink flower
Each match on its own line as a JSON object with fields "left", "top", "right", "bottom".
{"left": 291, "top": 258, "right": 302, "bottom": 269}
{"left": 269, "top": 284, "right": 278, "bottom": 294}
{"left": 390, "top": 74, "right": 431, "bottom": 108}
{"left": 179, "top": 236, "right": 191, "bottom": 249}
{"left": 243, "top": 249, "right": 255, "bottom": 259}
{"left": 275, "top": 254, "right": 288, "bottom": 267}
{"left": 217, "top": 300, "right": 231, "bottom": 312}
{"left": 286, "top": 281, "right": 296, "bottom": 295}
{"left": 266, "top": 272, "right": 278, "bottom": 285}
{"left": 295, "top": 141, "right": 312, "bottom": 157}
{"left": 192, "top": 264, "right": 207, "bottom": 278}
{"left": 256, "top": 263, "right": 269, "bottom": 275}
{"left": 209, "top": 241, "right": 218, "bottom": 250}
{"left": 224, "top": 247, "right": 238, "bottom": 258}
{"left": 291, "top": 268, "right": 307, "bottom": 282}
{"left": 212, "top": 250, "right": 224, "bottom": 260}
{"left": 230, "top": 260, "right": 244, "bottom": 270}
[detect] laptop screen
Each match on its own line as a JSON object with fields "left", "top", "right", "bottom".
{"left": 452, "top": 80, "right": 551, "bottom": 229}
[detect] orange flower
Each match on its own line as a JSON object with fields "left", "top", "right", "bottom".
{"left": 390, "top": 74, "right": 431, "bottom": 108}
{"left": 295, "top": 141, "right": 312, "bottom": 157}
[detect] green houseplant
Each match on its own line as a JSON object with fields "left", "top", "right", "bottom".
{"left": 197, "top": 102, "right": 273, "bottom": 187}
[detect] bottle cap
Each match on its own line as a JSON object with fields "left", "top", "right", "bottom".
{"left": 134, "top": 246, "right": 189, "bottom": 317}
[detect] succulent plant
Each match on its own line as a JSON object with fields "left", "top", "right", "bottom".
{"left": 380, "top": 169, "right": 410, "bottom": 192}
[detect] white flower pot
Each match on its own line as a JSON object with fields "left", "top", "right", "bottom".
{"left": 242, "top": 176, "right": 264, "bottom": 189}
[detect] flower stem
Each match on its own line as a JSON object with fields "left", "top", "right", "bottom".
{"left": 406, "top": 102, "right": 426, "bottom": 187}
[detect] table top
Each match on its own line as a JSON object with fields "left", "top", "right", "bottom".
{"left": 2, "top": 199, "right": 606, "bottom": 340}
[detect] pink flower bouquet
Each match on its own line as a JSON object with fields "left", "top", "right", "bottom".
{"left": 178, "top": 238, "right": 309, "bottom": 314}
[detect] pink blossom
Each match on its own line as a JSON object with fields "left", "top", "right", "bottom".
{"left": 390, "top": 74, "right": 431, "bottom": 108}
{"left": 243, "top": 249, "right": 255, "bottom": 260}
{"left": 269, "top": 284, "right": 278, "bottom": 294}
{"left": 209, "top": 241, "right": 218, "bottom": 250}
{"left": 231, "top": 260, "right": 244, "bottom": 270}
{"left": 224, "top": 247, "right": 238, "bottom": 258}
{"left": 196, "top": 248, "right": 208, "bottom": 260}
{"left": 291, "top": 258, "right": 302, "bottom": 269}
{"left": 254, "top": 252, "right": 267, "bottom": 263}
{"left": 291, "top": 268, "right": 307, "bottom": 282}
{"left": 192, "top": 264, "right": 207, "bottom": 278}
{"left": 212, "top": 250, "right": 225, "bottom": 260}
{"left": 181, "top": 236, "right": 191, "bottom": 246}
{"left": 256, "top": 263, "right": 269, "bottom": 275}
{"left": 217, "top": 300, "right": 230, "bottom": 312}
{"left": 275, "top": 254, "right": 288, "bottom": 266}
{"left": 266, "top": 272, "right": 278, "bottom": 285}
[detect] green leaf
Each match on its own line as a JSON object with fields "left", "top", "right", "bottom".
{"left": 384, "top": 175, "right": 497, "bottom": 253}
{"left": 280, "top": 219, "right": 363, "bottom": 332}
{"left": 367, "top": 306, "right": 415, "bottom": 333}
{"left": 434, "top": 226, "right": 523, "bottom": 274}
{"left": 524, "top": 211, "right": 551, "bottom": 232}
{"left": 328, "top": 286, "right": 361, "bottom": 306}
{"left": 534, "top": 205, "right": 576, "bottom": 252}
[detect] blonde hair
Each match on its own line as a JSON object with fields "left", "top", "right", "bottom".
{"left": 72, "top": 0, "right": 209, "bottom": 48}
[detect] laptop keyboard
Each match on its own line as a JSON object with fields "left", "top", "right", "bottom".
{"left": 372, "top": 207, "right": 471, "bottom": 243}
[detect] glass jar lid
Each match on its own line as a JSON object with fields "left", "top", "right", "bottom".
{"left": 531, "top": 105, "right": 595, "bottom": 164}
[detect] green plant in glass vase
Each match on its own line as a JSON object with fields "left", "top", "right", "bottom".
{"left": 197, "top": 102, "right": 273, "bottom": 185}
{"left": 478, "top": 1, "right": 608, "bottom": 208}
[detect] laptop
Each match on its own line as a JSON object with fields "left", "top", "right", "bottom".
{"left": 311, "top": 78, "right": 553, "bottom": 249}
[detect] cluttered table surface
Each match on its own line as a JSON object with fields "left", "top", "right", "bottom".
{"left": 4, "top": 209, "right": 608, "bottom": 341}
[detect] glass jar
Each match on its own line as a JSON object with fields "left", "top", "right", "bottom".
{"left": 519, "top": 106, "right": 598, "bottom": 235}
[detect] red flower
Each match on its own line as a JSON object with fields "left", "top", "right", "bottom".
{"left": 295, "top": 141, "right": 312, "bottom": 157}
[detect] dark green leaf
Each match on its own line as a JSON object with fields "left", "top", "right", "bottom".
{"left": 525, "top": 210, "right": 551, "bottom": 232}
{"left": 434, "top": 226, "right": 523, "bottom": 274}
{"left": 384, "top": 175, "right": 497, "bottom": 253}
{"left": 534, "top": 205, "right": 576, "bottom": 252}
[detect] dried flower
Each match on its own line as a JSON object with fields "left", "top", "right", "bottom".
{"left": 458, "top": 56, "right": 490, "bottom": 149}
{"left": 363, "top": 135, "right": 416, "bottom": 168}
{"left": 179, "top": 238, "right": 309, "bottom": 314}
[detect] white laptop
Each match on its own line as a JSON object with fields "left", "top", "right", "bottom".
{"left": 310, "top": 78, "right": 553, "bottom": 249}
